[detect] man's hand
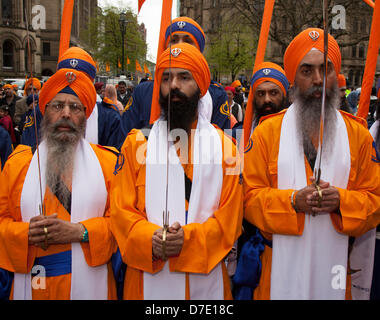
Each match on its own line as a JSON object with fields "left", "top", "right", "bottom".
{"left": 28, "top": 214, "right": 85, "bottom": 248}
{"left": 295, "top": 177, "right": 340, "bottom": 215}
{"left": 152, "top": 222, "right": 184, "bottom": 261}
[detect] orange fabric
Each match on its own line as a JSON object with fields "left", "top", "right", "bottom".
{"left": 284, "top": 28, "right": 341, "bottom": 84}
{"left": 138, "top": 0, "right": 146, "bottom": 13}
{"left": 357, "top": 2, "right": 380, "bottom": 119}
{"left": 338, "top": 74, "right": 347, "bottom": 88}
{"left": 156, "top": 0, "right": 173, "bottom": 69}
{"left": 242, "top": 62, "right": 287, "bottom": 151}
{"left": 164, "top": 17, "right": 205, "bottom": 52}
{"left": 0, "top": 144, "right": 118, "bottom": 300}
{"left": 231, "top": 80, "right": 241, "bottom": 88}
{"left": 39, "top": 68, "right": 96, "bottom": 118}
{"left": 363, "top": 0, "right": 375, "bottom": 9}
{"left": 24, "top": 78, "right": 41, "bottom": 96}
{"left": 253, "top": 0, "right": 275, "bottom": 72}
{"left": 2, "top": 84, "right": 12, "bottom": 90}
{"left": 243, "top": 111, "right": 380, "bottom": 300}
{"left": 136, "top": 60, "right": 143, "bottom": 72}
{"left": 110, "top": 128, "right": 243, "bottom": 299}
{"left": 59, "top": 0, "right": 75, "bottom": 59}
{"left": 150, "top": 43, "right": 211, "bottom": 124}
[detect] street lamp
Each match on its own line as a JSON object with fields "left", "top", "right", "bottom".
{"left": 119, "top": 12, "right": 128, "bottom": 75}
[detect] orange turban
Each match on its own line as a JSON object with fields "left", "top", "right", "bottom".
{"left": 57, "top": 47, "right": 97, "bottom": 81}
{"left": 150, "top": 42, "right": 211, "bottom": 124}
{"left": 2, "top": 84, "right": 12, "bottom": 90}
{"left": 24, "top": 77, "right": 42, "bottom": 96}
{"left": 39, "top": 68, "right": 96, "bottom": 118}
{"left": 337, "top": 74, "right": 346, "bottom": 88}
{"left": 231, "top": 80, "right": 242, "bottom": 88}
{"left": 284, "top": 28, "right": 341, "bottom": 84}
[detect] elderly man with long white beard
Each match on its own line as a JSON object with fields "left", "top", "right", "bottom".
{"left": 0, "top": 65, "right": 118, "bottom": 299}
{"left": 243, "top": 28, "right": 380, "bottom": 300}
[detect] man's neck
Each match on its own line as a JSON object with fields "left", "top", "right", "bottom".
{"left": 6, "top": 95, "right": 13, "bottom": 104}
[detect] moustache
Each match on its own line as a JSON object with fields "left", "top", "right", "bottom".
{"left": 52, "top": 119, "right": 78, "bottom": 132}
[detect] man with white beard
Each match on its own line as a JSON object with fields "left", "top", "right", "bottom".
{"left": 0, "top": 66, "right": 118, "bottom": 299}
{"left": 243, "top": 28, "right": 380, "bottom": 300}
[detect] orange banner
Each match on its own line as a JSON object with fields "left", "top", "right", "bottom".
{"left": 363, "top": 0, "right": 375, "bottom": 9}
{"left": 59, "top": 0, "right": 75, "bottom": 59}
{"left": 357, "top": 1, "right": 380, "bottom": 119}
{"left": 136, "top": 59, "right": 143, "bottom": 72}
{"left": 242, "top": 0, "right": 275, "bottom": 149}
{"left": 105, "top": 62, "right": 110, "bottom": 72}
{"left": 144, "top": 63, "right": 151, "bottom": 74}
{"left": 127, "top": 57, "right": 130, "bottom": 65}
{"left": 118, "top": 59, "right": 121, "bottom": 68}
{"left": 138, "top": 0, "right": 146, "bottom": 13}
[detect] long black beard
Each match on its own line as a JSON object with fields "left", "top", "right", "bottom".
{"left": 159, "top": 88, "right": 200, "bottom": 132}
{"left": 253, "top": 98, "right": 285, "bottom": 127}
{"left": 294, "top": 82, "right": 340, "bottom": 167}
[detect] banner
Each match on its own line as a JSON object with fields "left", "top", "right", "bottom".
{"left": 59, "top": 0, "right": 75, "bottom": 59}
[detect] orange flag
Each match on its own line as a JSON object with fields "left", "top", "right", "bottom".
{"left": 59, "top": 0, "right": 75, "bottom": 59}
{"left": 136, "top": 60, "right": 143, "bottom": 72}
{"left": 150, "top": 0, "right": 173, "bottom": 124}
{"left": 106, "top": 62, "right": 110, "bottom": 72}
{"left": 118, "top": 58, "right": 121, "bottom": 68}
{"left": 144, "top": 63, "right": 150, "bottom": 74}
{"left": 127, "top": 57, "right": 130, "bottom": 65}
{"left": 242, "top": 0, "right": 275, "bottom": 149}
{"left": 138, "top": 0, "right": 146, "bottom": 13}
{"left": 363, "top": 0, "right": 375, "bottom": 9}
{"left": 357, "top": 1, "right": 380, "bottom": 119}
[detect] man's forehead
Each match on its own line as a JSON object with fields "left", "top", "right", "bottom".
{"left": 299, "top": 49, "right": 333, "bottom": 67}
{"left": 162, "top": 68, "right": 193, "bottom": 76}
{"left": 50, "top": 92, "right": 81, "bottom": 103}
{"left": 255, "top": 81, "right": 282, "bottom": 92}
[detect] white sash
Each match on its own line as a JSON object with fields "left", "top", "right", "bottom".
{"left": 14, "top": 139, "right": 108, "bottom": 300}
{"left": 272, "top": 104, "right": 350, "bottom": 300}
{"left": 144, "top": 113, "right": 224, "bottom": 300}
{"left": 348, "top": 120, "right": 379, "bottom": 300}
{"left": 198, "top": 90, "right": 213, "bottom": 122}
{"left": 85, "top": 103, "right": 99, "bottom": 144}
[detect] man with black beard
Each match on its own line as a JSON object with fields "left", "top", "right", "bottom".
{"left": 0, "top": 66, "right": 118, "bottom": 299}
{"left": 110, "top": 43, "right": 243, "bottom": 300}
{"left": 243, "top": 28, "right": 380, "bottom": 300}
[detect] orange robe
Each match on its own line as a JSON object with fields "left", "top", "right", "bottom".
{"left": 0, "top": 144, "right": 118, "bottom": 300}
{"left": 243, "top": 110, "right": 380, "bottom": 300}
{"left": 110, "top": 126, "right": 243, "bottom": 300}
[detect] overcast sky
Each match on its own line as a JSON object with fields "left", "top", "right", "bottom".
{"left": 98, "top": 0, "right": 179, "bottom": 62}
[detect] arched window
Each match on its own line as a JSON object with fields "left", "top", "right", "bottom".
{"left": 1, "top": 0, "right": 12, "bottom": 20}
{"left": 351, "top": 45, "right": 356, "bottom": 58}
{"left": 358, "top": 44, "right": 365, "bottom": 58}
{"left": 3, "top": 40, "right": 14, "bottom": 69}
{"left": 355, "top": 70, "right": 362, "bottom": 87}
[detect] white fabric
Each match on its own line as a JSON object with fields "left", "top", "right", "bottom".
{"left": 85, "top": 103, "right": 99, "bottom": 144}
{"left": 198, "top": 90, "right": 213, "bottom": 122}
{"left": 14, "top": 139, "right": 108, "bottom": 300}
{"left": 348, "top": 120, "right": 380, "bottom": 300}
{"left": 144, "top": 112, "right": 224, "bottom": 300}
{"left": 271, "top": 104, "right": 350, "bottom": 300}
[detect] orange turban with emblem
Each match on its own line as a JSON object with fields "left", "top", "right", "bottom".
{"left": 150, "top": 42, "right": 211, "bottom": 124}
{"left": 39, "top": 68, "right": 96, "bottom": 118}
{"left": 24, "top": 78, "right": 42, "bottom": 96}
{"left": 284, "top": 28, "right": 341, "bottom": 84}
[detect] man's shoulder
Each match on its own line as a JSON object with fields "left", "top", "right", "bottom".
{"left": 5, "top": 144, "right": 32, "bottom": 167}
{"left": 339, "top": 110, "right": 368, "bottom": 129}
{"left": 208, "top": 81, "right": 227, "bottom": 96}
{"left": 258, "top": 109, "right": 287, "bottom": 126}
{"left": 91, "top": 144, "right": 119, "bottom": 159}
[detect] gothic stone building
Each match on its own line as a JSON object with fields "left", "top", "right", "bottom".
{"left": 0, "top": 0, "right": 98, "bottom": 79}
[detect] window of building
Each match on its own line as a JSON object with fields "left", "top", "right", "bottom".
{"left": 43, "top": 42, "right": 50, "bottom": 56}
{"left": 3, "top": 40, "right": 14, "bottom": 69}
{"left": 1, "top": 0, "right": 12, "bottom": 20}
{"left": 351, "top": 45, "right": 356, "bottom": 58}
{"left": 358, "top": 44, "right": 365, "bottom": 58}
{"left": 360, "top": 20, "right": 366, "bottom": 33}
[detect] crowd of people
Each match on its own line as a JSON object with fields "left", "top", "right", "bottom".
{"left": 1, "top": 16, "right": 380, "bottom": 301}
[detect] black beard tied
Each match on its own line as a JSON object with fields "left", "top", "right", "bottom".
{"left": 159, "top": 88, "right": 200, "bottom": 132}
{"left": 253, "top": 99, "right": 284, "bottom": 126}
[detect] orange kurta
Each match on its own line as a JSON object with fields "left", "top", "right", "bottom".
{"left": 243, "top": 110, "right": 380, "bottom": 300}
{"left": 0, "top": 144, "right": 118, "bottom": 300}
{"left": 110, "top": 127, "right": 243, "bottom": 300}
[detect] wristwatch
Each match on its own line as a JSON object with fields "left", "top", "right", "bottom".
{"left": 81, "top": 225, "right": 89, "bottom": 242}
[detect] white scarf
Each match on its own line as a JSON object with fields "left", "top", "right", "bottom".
{"left": 85, "top": 103, "right": 99, "bottom": 144}
{"left": 348, "top": 120, "right": 379, "bottom": 300}
{"left": 14, "top": 139, "right": 108, "bottom": 300}
{"left": 144, "top": 113, "right": 224, "bottom": 300}
{"left": 272, "top": 104, "right": 350, "bottom": 300}
{"left": 198, "top": 90, "right": 213, "bottom": 122}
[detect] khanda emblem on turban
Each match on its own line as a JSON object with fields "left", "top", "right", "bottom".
{"left": 171, "top": 48, "right": 182, "bottom": 57}
{"left": 70, "top": 59, "right": 79, "bottom": 68}
{"left": 309, "top": 30, "right": 320, "bottom": 41}
{"left": 177, "top": 21, "right": 186, "bottom": 29}
{"left": 66, "top": 71, "right": 77, "bottom": 84}
{"left": 262, "top": 69, "right": 271, "bottom": 76}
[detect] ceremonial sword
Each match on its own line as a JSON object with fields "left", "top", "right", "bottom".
{"left": 313, "top": 0, "right": 329, "bottom": 214}
{"left": 25, "top": 8, "right": 48, "bottom": 249}
{"left": 162, "top": 13, "right": 174, "bottom": 260}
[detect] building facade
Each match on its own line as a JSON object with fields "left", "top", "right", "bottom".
{"left": 180, "top": 0, "right": 379, "bottom": 88}
{"left": 0, "top": 0, "right": 98, "bottom": 79}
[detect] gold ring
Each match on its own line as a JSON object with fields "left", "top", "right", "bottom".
{"left": 162, "top": 228, "right": 167, "bottom": 260}
{"left": 44, "top": 226, "right": 48, "bottom": 235}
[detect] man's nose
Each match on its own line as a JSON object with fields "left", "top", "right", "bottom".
{"left": 313, "top": 68, "right": 323, "bottom": 86}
